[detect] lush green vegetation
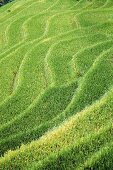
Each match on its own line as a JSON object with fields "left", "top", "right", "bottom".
{"left": 0, "top": 0, "right": 113, "bottom": 169}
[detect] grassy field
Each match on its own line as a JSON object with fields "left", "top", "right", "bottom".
{"left": 0, "top": 0, "right": 113, "bottom": 169}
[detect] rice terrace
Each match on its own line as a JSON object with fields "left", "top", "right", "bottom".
{"left": 0, "top": 0, "right": 113, "bottom": 169}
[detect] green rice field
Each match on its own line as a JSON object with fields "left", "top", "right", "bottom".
{"left": 0, "top": 0, "right": 113, "bottom": 169}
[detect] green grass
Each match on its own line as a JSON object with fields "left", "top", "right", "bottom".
{"left": 0, "top": 0, "right": 113, "bottom": 169}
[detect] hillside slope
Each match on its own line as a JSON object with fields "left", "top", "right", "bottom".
{"left": 0, "top": 0, "right": 113, "bottom": 169}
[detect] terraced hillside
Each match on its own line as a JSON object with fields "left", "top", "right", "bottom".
{"left": 0, "top": 0, "right": 113, "bottom": 169}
